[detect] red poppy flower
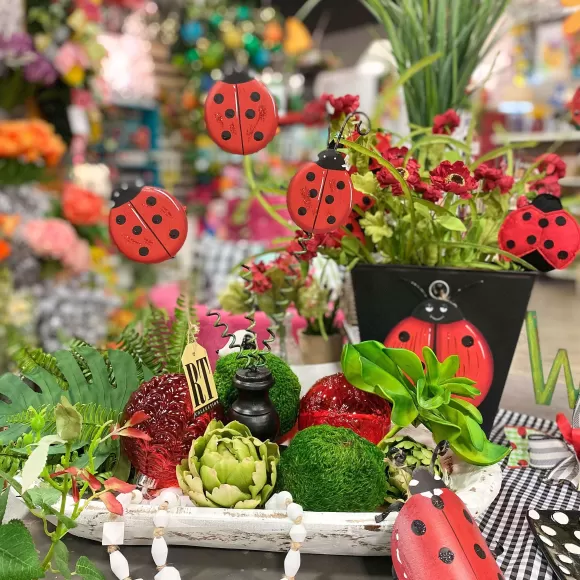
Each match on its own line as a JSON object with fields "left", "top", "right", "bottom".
{"left": 377, "top": 164, "right": 421, "bottom": 196}
{"left": 474, "top": 165, "right": 514, "bottom": 194}
{"left": 429, "top": 161, "right": 478, "bottom": 198}
{"left": 432, "top": 109, "right": 461, "bottom": 135}
{"left": 371, "top": 145, "right": 419, "bottom": 173}
{"left": 415, "top": 181, "right": 443, "bottom": 203}
{"left": 322, "top": 93, "right": 360, "bottom": 119}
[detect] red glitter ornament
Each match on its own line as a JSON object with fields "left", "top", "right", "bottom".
{"left": 298, "top": 373, "right": 391, "bottom": 444}
{"left": 122, "top": 374, "right": 224, "bottom": 489}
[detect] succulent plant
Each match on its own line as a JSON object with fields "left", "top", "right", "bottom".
{"left": 176, "top": 419, "right": 280, "bottom": 509}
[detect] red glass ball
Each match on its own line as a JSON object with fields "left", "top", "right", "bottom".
{"left": 122, "top": 373, "right": 224, "bottom": 489}
{"left": 298, "top": 373, "right": 391, "bottom": 444}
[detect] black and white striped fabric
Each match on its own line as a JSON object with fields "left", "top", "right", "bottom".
{"left": 482, "top": 409, "right": 580, "bottom": 579}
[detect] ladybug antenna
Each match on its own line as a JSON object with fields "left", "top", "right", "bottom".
{"left": 430, "top": 440, "right": 450, "bottom": 475}
{"left": 401, "top": 278, "right": 428, "bottom": 299}
{"left": 331, "top": 111, "right": 372, "bottom": 150}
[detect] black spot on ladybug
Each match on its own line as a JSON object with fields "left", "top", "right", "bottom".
{"left": 523, "top": 212, "right": 532, "bottom": 221}
{"left": 438, "top": 547, "right": 454, "bottom": 564}
{"left": 298, "top": 207, "right": 307, "bottom": 216}
{"left": 132, "top": 226, "right": 142, "bottom": 235}
{"left": 431, "top": 496, "right": 444, "bottom": 509}
{"left": 399, "top": 331, "right": 410, "bottom": 342}
{"left": 213, "top": 93, "right": 224, "bottom": 104}
{"left": 474, "top": 544, "right": 486, "bottom": 559}
{"left": 139, "top": 247, "right": 149, "bottom": 257}
{"left": 116, "top": 215, "right": 126, "bottom": 225}
{"left": 254, "top": 132, "right": 264, "bottom": 141}
{"left": 337, "top": 181, "right": 345, "bottom": 190}
{"left": 462, "top": 335, "right": 474, "bottom": 347}
{"left": 544, "top": 240, "right": 554, "bottom": 249}
{"left": 309, "top": 189, "right": 317, "bottom": 198}
{"left": 325, "top": 195, "right": 334, "bottom": 204}
{"left": 306, "top": 172, "right": 316, "bottom": 182}
{"left": 225, "top": 109, "right": 235, "bottom": 118}
{"left": 245, "top": 109, "right": 255, "bottom": 119}
{"left": 222, "top": 131, "right": 232, "bottom": 141}
{"left": 327, "top": 216, "right": 336, "bottom": 225}
{"left": 539, "top": 218, "right": 549, "bottom": 228}
{"left": 363, "top": 196, "right": 371, "bottom": 206}
{"left": 146, "top": 196, "right": 157, "bottom": 206}
{"left": 558, "top": 250, "right": 569, "bottom": 260}
{"left": 556, "top": 216, "right": 567, "bottom": 226}
{"left": 152, "top": 215, "right": 162, "bottom": 224}
{"left": 463, "top": 509, "right": 473, "bottom": 524}
{"left": 250, "top": 92, "right": 260, "bottom": 102}
{"left": 506, "top": 240, "right": 515, "bottom": 249}
{"left": 411, "top": 520, "right": 426, "bottom": 536}
{"left": 346, "top": 223, "right": 354, "bottom": 232}
{"left": 526, "top": 235, "right": 536, "bottom": 244}
{"left": 493, "top": 544, "right": 504, "bottom": 556}
{"left": 169, "top": 229, "right": 180, "bottom": 239}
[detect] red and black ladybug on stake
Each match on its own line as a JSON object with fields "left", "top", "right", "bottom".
{"left": 498, "top": 193, "right": 580, "bottom": 272}
{"left": 204, "top": 71, "right": 278, "bottom": 156}
{"left": 286, "top": 111, "right": 371, "bottom": 234}
{"left": 384, "top": 280, "right": 493, "bottom": 407}
{"left": 109, "top": 183, "right": 188, "bottom": 264}
{"left": 381, "top": 441, "right": 505, "bottom": 580}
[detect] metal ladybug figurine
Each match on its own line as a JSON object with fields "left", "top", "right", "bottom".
{"left": 388, "top": 441, "right": 505, "bottom": 580}
{"left": 204, "top": 70, "right": 278, "bottom": 155}
{"left": 109, "top": 183, "right": 188, "bottom": 264}
{"left": 384, "top": 280, "right": 493, "bottom": 407}
{"left": 498, "top": 193, "right": 580, "bottom": 272}
{"left": 286, "top": 111, "right": 371, "bottom": 234}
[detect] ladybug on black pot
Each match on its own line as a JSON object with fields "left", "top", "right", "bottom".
{"left": 286, "top": 111, "right": 371, "bottom": 234}
{"left": 109, "top": 183, "right": 188, "bottom": 264}
{"left": 204, "top": 71, "right": 278, "bottom": 156}
{"left": 384, "top": 280, "right": 493, "bottom": 407}
{"left": 388, "top": 442, "right": 504, "bottom": 580}
{"left": 498, "top": 193, "right": 580, "bottom": 272}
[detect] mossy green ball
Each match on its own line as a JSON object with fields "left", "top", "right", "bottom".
{"left": 214, "top": 351, "right": 301, "bottom": 435}
{"left": 278, "top": 425, "right": 387, "bottom": 512}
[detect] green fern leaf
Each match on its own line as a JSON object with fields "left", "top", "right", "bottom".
{"left": 13, "top": 348, "right": 68, "bottom": 391}
{"left": 143, "top": 306, "right": 172, "bottom": 374}
{"left": 166, "top": 294, "right": 198, "bottom": 374}
{"left": 117, "top": 324, "right": 161, "bottom": 380}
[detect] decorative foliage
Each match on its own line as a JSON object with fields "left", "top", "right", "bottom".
{"left": 341, "top": 341, "right": 510, "bottom": 466}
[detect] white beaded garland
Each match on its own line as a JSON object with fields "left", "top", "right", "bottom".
{"left": 289, "top": 523, "right": 307, "bottom": 543}
{"left": 284, "top": 549, "right": 301, "bottom": 577}
{"left": 155, "top": 566, "right": 181, "bottom": 580}
{"left": 110, "top": 550, "right": 130, "bottom": 580}
{"left": 152, "top": 536, "right": 169, "bottom": 566}
{"left": 287, "top": 503, "right": 303, "bottom": 522}
{"left": 153, "top": 509, "right": 170, "bottom": 528}
{"left": 274, "top": 491, "right": 293, "bottom": 509}
{"left": 102, "top": 521, "right": 125, "bottom": 546}
{"left": 159, "top": 490, "right": 179, "bottom": 509}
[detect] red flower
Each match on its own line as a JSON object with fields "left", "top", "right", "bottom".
{"left": 415, "top": 181, "right": 443, "bottom": 203}
{"left": 432, "top": 109, "right": 461, "bottom": 135}
{"left": 516, "top": 195, "right": 530, "bottom": 208}
{"left": 377, "top": 164, "right": 421, "bottom": 196}
{"left": 287, "top": 231, "right": 321, "bottom": 261}
{"left": 303, "top": 98, "right": 328, "bottom": 125}
{"left": 375, "top": 132, "right": 392, "bottom": 156}
{"left": 536, "top": 153, "right": 566, "bottom": 180}
{"left": 371, "top": 145, "right": 418, "bottom": 173}
{"left": 62, "top": 183, "right": 105, "bottom": 226}
{"left": 322, "top": 93, "right": 360, "bottom": 119}
{"left": 530, "top": 178, "right": 561, "bottom": 197}
{"left": 272, "top": 252, "right": 299, "bottom": 275}
{"left": 474, "top": 165, "right": 515, "bottom": 194}
{"left": 429, "top": 161, "right": 478, "bottom": 198}
{"left": 248, "top": 262, "right": 272, "bottom": 294}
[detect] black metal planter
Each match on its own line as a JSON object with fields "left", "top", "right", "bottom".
{"left": 351, "top": 264, "right": 536, "bottom": 435}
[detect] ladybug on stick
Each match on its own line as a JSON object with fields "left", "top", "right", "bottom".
{"left": 109, "top": 183, "right": 188, "bottom": 264}
{"left": 386, "top": 441, "right": 505, "bottom": 580}
{"left": 286, "top": 111, "right": 371, "bottom": 234}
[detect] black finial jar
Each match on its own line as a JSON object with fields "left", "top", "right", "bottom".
{"left": 228, "top": 366, "right": 280, "bottom": 441}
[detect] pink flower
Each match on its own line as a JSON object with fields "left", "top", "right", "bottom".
{"left": 53, "top": 42, "right": 89, "bottom": 74}
{"left": 61, "top": 239, "right": 91, "bottom": 274}
{"left": 22, "top": 219, "right": 78, "bottom": 260}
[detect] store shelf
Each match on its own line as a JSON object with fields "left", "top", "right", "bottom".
{"left": 492, "top": 132, "right": 580, "bottom": 145}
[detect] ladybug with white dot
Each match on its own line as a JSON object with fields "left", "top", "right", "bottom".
{"left": 498, "top": 193, "right": 580, "bottom": 272}
{"left": 388, "top": 442, "right": 504, "bottom": 580}
{"left": 109, "top": 183, "right": 188, "bottom": 264}
{"left": 286, "top": 111, "right": 371, "bottom": 234}
{"left": 204, "top": 71, "right": 278, "bottom": 156}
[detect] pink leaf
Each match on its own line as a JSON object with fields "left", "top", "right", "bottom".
{"left": 104, "top": 477, "right": 136, "bottom": 493}
{"left": 51, "top": 467, "right": 80, "bottom": 478}
{"left": 78, "top": 470, "right": 102, "bottom": 491}
{"left": 100, "top": 491, "right": 124, "bottom": 516}
{"left": 72, "top": 479, "right": 80, "bottom": 503}
{"left": 126, "top": 411, "right": 150, "bottom": 426}
{"left": 119, "top": 427, "right": 151, "bottom": 441}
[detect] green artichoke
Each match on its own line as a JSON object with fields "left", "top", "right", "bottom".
{"left": 176, "top": 419, "right": 280, "bottom": 509}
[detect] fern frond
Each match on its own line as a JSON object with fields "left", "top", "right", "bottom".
{"left": 68, "top": 340, "right": 94, "bottom": 382}
{"left": 14, "top": 347, "right": 68, "bottom": 390}
{"left": 144, "top": 306, "right": 172, "bottom": 374}
{"left": 166, "top": 293, "right": 198, "bottom": 374}
{"left": 117, "top": 323, "right": 162, "bottom": 380}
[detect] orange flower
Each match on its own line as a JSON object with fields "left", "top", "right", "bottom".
{"left": 0, "top": 215, "right": 20, "bottom": 237}
{"left": 0, "top": 239, "right": 11, "bottom": 261}
{"left": 62, "top": 182, "right": 105, "bottom": 226}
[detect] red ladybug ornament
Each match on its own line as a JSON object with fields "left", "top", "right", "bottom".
{"left": 109, "top": 183, "right": 188, "bottom": 264}
{"left": 204, "top": 71, "right": 278, "bottom": 155}
{"left": 384, "top": 280, "right": 493, "bottom": 407}
{"left": 390, "top": 443, "right": 504, "bottom": 580}
{"left": 498, "top": 193, "right": 580, "bottom": 272}
{"left": 287, "top": 111, "right": 371, "bottom": 234}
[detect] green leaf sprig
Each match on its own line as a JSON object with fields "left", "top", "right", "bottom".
{"left": 341, "top": 341, "right": 509, "bottom": 466}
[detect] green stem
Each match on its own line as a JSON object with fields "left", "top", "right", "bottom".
{"left": 41, "top": 536, "right": 58, "bottom": 570}
{"left": 385, "top": 425, "right": 403, "bottom": 439}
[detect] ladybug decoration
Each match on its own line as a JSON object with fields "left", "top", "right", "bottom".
{"left": 567, "top": 87, "right": 580, "bottom": 128}
{"left": 204, "top": 71, "right": 278, "bottom": 155}
{"left": 388, "top": 441, "right": 505, "bottom": 580}
{"left": 287, "top": 111, "right": 371, "bottom": 234}
{"left": 498, "top": 193, "right": 580, "bottom": 272}
{"left": 384, "top": 280, "right": 493, "bottom": 407}
{"left": 109, "top": 183, "right": 188, "bottom": 264}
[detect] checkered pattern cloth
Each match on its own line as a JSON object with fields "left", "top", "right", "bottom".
{"left": 483, "top": 409, "right": 580, "bottom": 579}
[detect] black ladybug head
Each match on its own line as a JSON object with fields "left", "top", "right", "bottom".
{"left": 316, "top": 149, "right": 346, "bottom": 170}
{"left": 223, "top": 71, "right": 252, "bottom": 84}
{"left": 412, "top": 298, "right": 463, "bottom": 323}
{"left": 111, "top": 183, "right": 143, "bottom": 209}
{"left": 408, "top": 466, "right": 447, "bottom": 496}
{"left": 532, "top": 193, "right": 563, "bottom": 213}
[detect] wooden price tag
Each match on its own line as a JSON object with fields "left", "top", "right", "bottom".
{"left": 182, "top": 342, "right": 219, "bottom": 417}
